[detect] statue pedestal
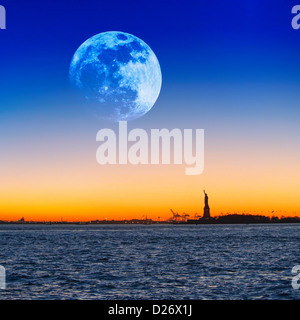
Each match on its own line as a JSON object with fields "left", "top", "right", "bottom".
{"left": 203, "top": 206, "right": 210, "bottom": 219}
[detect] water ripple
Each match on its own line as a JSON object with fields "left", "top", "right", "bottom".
{"left": 0, "top": 224, "right": 299, "bottom": 299}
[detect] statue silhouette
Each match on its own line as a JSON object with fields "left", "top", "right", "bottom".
{"left": 203, "top": 190, "right": 209, "bottom": 207}
{"left": 203, "top": 190, "right": 210, "bottom": 219}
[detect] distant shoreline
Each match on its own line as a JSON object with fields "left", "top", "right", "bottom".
{"left": 1, "top": 214, "right": 300, "bottom": 225}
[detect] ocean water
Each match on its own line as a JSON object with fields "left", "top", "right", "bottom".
{"left": 0, "top": 224, "right": 299, "bottom": 300}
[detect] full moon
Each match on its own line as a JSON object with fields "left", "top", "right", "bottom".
{"left": 69, "top": 31, "right": 162, "bottom": 121}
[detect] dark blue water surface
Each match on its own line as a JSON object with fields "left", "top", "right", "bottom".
{"left": 0, "top": 224, "right": 299, "bottom": 300}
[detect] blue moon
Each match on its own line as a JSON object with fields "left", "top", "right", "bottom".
{"left": 69, "top": 31, "right": 162, "bottom": 122}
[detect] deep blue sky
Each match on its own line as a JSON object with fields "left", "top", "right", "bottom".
{"left": 1, "top": 0, "right": 300, "bottom": 142}
{"left": 1, "top": 1, "right": 300, "bottom": 107}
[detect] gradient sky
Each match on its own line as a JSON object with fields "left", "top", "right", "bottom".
{"left": 0, "top": 0, "right": 300, "bottom": 221}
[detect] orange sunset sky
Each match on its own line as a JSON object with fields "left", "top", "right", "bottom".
{"left": 0, "top": 111, "right": 299, "bottom": 222}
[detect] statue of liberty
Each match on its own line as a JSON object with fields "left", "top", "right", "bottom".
{"left": 203, "top": 190, "right": 210, "bottom": 219}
